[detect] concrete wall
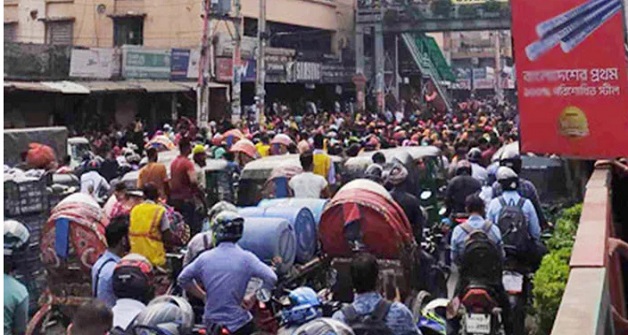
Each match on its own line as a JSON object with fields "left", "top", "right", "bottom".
{"left": 4, "top": 0, "right": 355, "bottom": 53}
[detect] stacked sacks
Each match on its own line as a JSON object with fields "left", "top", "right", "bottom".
{"left": 238, "top": 206, "right": 317, "bottom": 264}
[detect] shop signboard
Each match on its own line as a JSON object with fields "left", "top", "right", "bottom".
{"left": 171, "top": 48, "right": 190, "bottom": 80}
{"left": 122, "top": 46, "right": 171, "bottom": 79}
{"left": 452, "top": 68, "right": 472, "bottom": 90}
{"left": 215, "top": 57, "right": 256, "bottom": 82}
{"left": 187, "top": 49, "right": 201, "bottom": 78}
{"left": 512, "top": 0, "right": 628, "bottom": 157}
{"left": 70, "top": 48, "right": 117, "bottom": 79}
{"left": 321, "top": 63, "right": 355, "bottom": 83}
{"left": 294, "top": 62, "right": 322, "bottom": 82}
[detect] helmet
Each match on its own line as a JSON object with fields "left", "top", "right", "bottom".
{"left": 455, "top": 160, "right": 472, "bottom": 176}
{"left": 282, "top": 287, "right": 322, "bottom": 326}
{"left": 212, "top": 211, "right": 244, "bottom": 244}
{"left": 131, "top": 295, "right": 194, "bottom": 335}
{"left": 499, "top": 148, "right": 522, "bottom": 174}
{"left": 383, "top": 162, "right": 408, "bottom": 186}
{"left": 496, "top": 166, "right": 519, "bottom": 191}
{"left": 418, "top": 298, "right": 448, "bottom": 335}
{"left": 4, "top": 220, "right": 30, "bottom": 256}
{"left": 364, "top": 164, "right": 383, "bottom": 183}
{"left": 192, "top": 144, "right": 206, "bottom": 156}
{"left": 292, "top": 318, "right": 355, "bottom": 335}
{"left": 207, "top": 201, "right": 238, "bottom": 226}
{"left": 87, "top": 159, "right": 101, "bottom": 171}
{"left": 113, "top": 253, "right": 154, "bottom": 303}
{"left": 467, "top": 148, "right": 482, "bottom": 163}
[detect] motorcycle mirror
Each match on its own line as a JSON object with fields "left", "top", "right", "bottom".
{"left": 439, "top": 207, "right": 447, "bottom": 216}
{"left": 256, "top": 288, "right": 272, "bottom": 303}
{"left": 420, "top": 190, "right": 432, "bottom": 200}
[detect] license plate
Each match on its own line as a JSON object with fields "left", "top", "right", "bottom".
{"left": 465, "top": 313, "right": 491, "bottom": 334}
{"left": 503, "top": 271, "right": 524, "bottom": 293}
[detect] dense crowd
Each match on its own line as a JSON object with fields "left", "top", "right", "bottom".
{"left": 5, "top": 96, "right": 551, "bottom": 335}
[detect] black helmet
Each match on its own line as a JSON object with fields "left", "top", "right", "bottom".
{"left": 499, "top": 148, "right": 522, "bottom": 174}
{"left": 131, "top": 296, "right": 194, "bottom": 335}
{"left": 212, "top": 211, "right": 244, "bottom": 244}
{"left": 112, "top": 254, "right": 154, "bottom": 304}
{"left": 467, "top": 148, "right": 482, "bottom": 164}
{"left": 364, "top": 164, "right": 383, "bottom": 183}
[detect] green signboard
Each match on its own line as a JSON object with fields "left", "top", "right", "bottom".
{"left": 122, "top": 45, "right": 171, "bottom": 79}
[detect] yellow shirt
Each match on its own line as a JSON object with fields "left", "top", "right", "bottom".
{"left": 129, "top": 202, "right": 167, "bottom": 267}
{"left": 256, "top": 143, "right": 270, "bottom": 157}
{"left": 313, "top": 151, "right": 331, "bottom": 180}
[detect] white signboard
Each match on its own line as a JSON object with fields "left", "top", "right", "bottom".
{"left": 187, "top": 49, "right": 201, "bottom": 78}
{"left": 70, "top": 48, "right": 116, "bottom": 79}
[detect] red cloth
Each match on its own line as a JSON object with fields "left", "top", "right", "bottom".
{"left": 169, "top": 155, "right": 196, "bottom": 201}
{"left": 26, "top": 143, "right": 56, "bottom": 169}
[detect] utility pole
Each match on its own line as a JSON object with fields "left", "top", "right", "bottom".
{"left": 197, "top": 0, "right": 211, "bottom": 128}
{"left": 494, "top": 31, "right": 503, "bottom": 103}
{"left": 231, "top": 0, "right": 242, "bottom": 124}
{"left": 255, "top": 0, "right": 266, "bottom": 121}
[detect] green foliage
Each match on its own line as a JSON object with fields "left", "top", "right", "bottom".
{"left": 533, "top": 203, "right": 582, "bottom": 334}
{"left": 533, "top": 248, "right": 572, "bottom": 334}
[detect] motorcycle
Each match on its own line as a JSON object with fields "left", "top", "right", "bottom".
{"left": 421, "top": 226, "right": 450, "bottom": 299}
{"left": 502, "top": 246, "right": 532, "bottom": 335}
{"left": 457, "top": 281, "right": 504, "bottom": 335}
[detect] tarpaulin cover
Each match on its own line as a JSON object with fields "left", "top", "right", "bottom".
{"left": 4, "top": 127, "right": 68, "bottom": 167}
{"left": 319, "top": 179, "right": 412, "bottom": 259}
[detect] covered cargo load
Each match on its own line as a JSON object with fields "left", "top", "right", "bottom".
{"left": 319, "top": 179, "right": 413, "bottom": 259}
{"left": 4, "top": 127, "right": 68, "bottom": 167}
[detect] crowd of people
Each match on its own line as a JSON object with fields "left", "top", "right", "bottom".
{"left": 4, "top": 95, "right": 558, "bottom": 335}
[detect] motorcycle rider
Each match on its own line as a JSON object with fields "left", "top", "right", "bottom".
{"left": 383, "top": 162, "right": 425, "bottom": 245}
{"left": 447, "top": 194, "right": 512, "bottom": 335}
{"left": 332, "top": 252, "right": 419, "bottom": 335}
{"left": 177, "top": 211, "right": 278, "bottom": 335}
{"left": 4, "top": 220, "right": 30, "bottom": 335}
{"left": 110, "top": 253, "right": 155, "bottom": 331}
{"left": 444, "top": 160, "right": 482, "bottom": 218}
{"left": 492, "top": 149, "right": 548, "bottom": 229}
{"left": 487, "top": 167, "right": 542, "bottom": 259}
{"left": 467, "top": 148, "right": 488, "bottom": 184}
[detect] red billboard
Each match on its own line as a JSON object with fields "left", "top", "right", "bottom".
{"left": 512, "top": 0, "right": 628, "bottom": 158}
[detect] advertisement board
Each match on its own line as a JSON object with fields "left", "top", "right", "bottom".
{"left": 70, "top": 48, "right": 117, "bottom": 79}
{"left": 171, "top": 48, "right": 190, "bottom": 80}
{"left": 294, "top": 62, "right": 322, "bottom": 82}
{"left": 512, "top": 0, "right": 628, "bottom": 158}
{"left": 122, "top": 46, "right": 171, "bottom": 79}
{"left": 215, "top": 57, "right": 256, "bottom": 82}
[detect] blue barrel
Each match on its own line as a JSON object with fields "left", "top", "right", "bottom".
{"left": 238, "top": 217, "right": 296, "bottom": 271}
{"left": 238, "top": 207, "right": 266, "bottom": 217}
{"left": 262, "top": 207, "right": 317, "bottom": 263}
{"left": 258, "top": 198, "right": 328, "bottom": 224}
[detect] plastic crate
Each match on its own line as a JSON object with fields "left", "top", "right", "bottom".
{"left": 4, "top": 177, "right": 50, "bottom": 217}
{"left": 10, "top": 213, "right": 47, "bottom": 245}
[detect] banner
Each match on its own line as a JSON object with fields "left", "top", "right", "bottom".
{"left": 187, "top": 49, "right": 201, "bottom": 79}
{"left": 512, "top": 0, "right": 628, "bottom": 158}
{"left": 70, "top": 48, "right": 116, "bottom": 79}
{"left": 122, "top": 46, "right": 171, "bottom": 79}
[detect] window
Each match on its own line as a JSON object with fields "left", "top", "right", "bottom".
{"left": 114, "top": 17, "right": 143, "bottom": 46}
{"left": 45, "top": 20, "right": 74, "bottom": 45}
{"left": 4, "top": 23, "right": 17, "bottom": 42}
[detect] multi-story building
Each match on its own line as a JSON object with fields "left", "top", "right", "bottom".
{"left": 4, "top": 0, "right": 356, "bottom": 129}
{"left": 4, "top": 0, "right": 354, "bottom": 55}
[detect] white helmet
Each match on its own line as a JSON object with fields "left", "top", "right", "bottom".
{"left": 496, "top": 166, "right": 518, "bottom": 181}
{"left": 4, "top": 220, "right": 30, "bottom": 256}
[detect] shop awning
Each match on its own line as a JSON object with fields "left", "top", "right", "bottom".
{"left": 129, "top": 80, "right": 192, "bottom": 93}
{"left": 78, "top": 81, "right": 145, "bottom": 92}
{"left": 41, "top": 81, "right": 90, "bottom": 94}
{"left": 4, "top": 81, "right": 60, "bottom": 92}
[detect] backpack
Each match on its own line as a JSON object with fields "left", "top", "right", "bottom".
{"left": 496, "top": 197, "right": 531, "bottom": 256}
{"left": 459, "top": 221, "right": 502, "bottom": 283}
{"left": 341, "top": 299, "right": 394, "bottom": 335}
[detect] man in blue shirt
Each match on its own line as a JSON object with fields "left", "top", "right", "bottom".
{"left": 332, "top": 253, "right": 420, "bottom": 335}
{"left": 487, "top": 167, "right": 541, "bottom": 242}
{"left": 178, "top": 211, "right": 277, "bottom": 335}
{"left": 450, "top": 195, "right": 504, "bottom": 265}
{"left": 91, "top": 216, "right": 130, "bottom": 308}
{"left": 4, "top": 220, "right": 30, "bottom": 335}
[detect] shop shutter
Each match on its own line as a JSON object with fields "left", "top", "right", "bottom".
{"left": 4, "top": 23, "right": 17, "bottom": 42}
{"left": 46, "top": 21, "right": 73, "bottom": 45}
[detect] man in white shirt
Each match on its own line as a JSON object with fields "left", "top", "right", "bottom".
{"left": 80, "top": 161, "right": 111, "bottom": 201}
{"left": 289, "top": 151, "right": 330, "bottom": 199}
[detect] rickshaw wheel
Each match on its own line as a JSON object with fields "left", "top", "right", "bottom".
{"left": 26, "top": 304, "right": 70, "bottom": 335}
